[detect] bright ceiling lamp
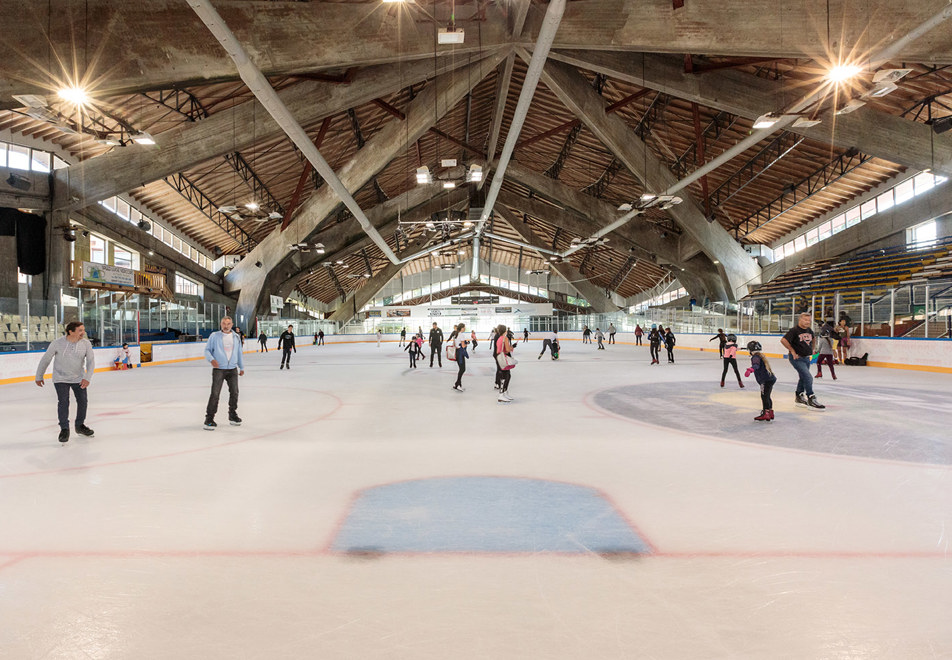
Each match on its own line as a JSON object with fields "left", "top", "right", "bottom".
{"left": 131, "top": 132, "right": 156, "bottom": 145}
{"left": 416, "top": 166, "right": 431, "bottom": 184}
{"left": 827, "top": 63, "right": 862, "bottom": 83}
{"left": 382, "top": 0, "right": 404, "bottom": 3}
{"left": 57, "top": 86, "right": 90, "bottom": 105}
{"left": 753, "top": 112, "right": 782, "bottom": 129}
{"left": 468, "top": 164, "right": 482, "bottom": 182}
{"left": 640, "top": 193, "right": 657, "bottom": 202}
{"left": 245, "top": 201, "right": 260, "bottom": 211}
{"left": 437, "top": 27, "right": 464, "bottom": 44}
{"left": 792, "top": 116, "right": 822, "bottom": 128}
{"left": 442, "top": 181, "right": 456, "bottom": 189}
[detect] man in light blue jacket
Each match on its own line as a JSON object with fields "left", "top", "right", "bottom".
{"left": 204, "top": 316, "right": 245, "bottom": 430}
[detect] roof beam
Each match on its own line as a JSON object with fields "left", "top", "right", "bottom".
{"left": 548, "top": 50, "right": 952, "bottom": 178}
{"left": 52, "top": 55, "right": 489, "bottom": 212}
{"left": 494, "top": 204, "right": 620, "bottom": 313}
{"left": 533, "top": 58, "right": 761, "bottom": 297}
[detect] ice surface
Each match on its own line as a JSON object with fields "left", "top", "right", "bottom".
{"left": 2, "top": 340, "right": 951, "bottom": 658}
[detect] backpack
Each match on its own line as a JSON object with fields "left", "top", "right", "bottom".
{"left": 844, "top": 352, "right": 868, "bottom": 366}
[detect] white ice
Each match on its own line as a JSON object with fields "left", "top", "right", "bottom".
{"left": 2, "top": 339, "right": 951, "bottom": 659}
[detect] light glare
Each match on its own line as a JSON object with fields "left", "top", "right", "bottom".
{"left": 57, "top": 86, "right": 89, "bottom": 105}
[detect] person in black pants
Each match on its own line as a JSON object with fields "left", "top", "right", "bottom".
{"left": 720, "top": 334, "right": 744, "bottom": 388}
{"left": 258, "top": 331, "right": 268, "bottom": 352}
{"left": 317, "top": 329, "right": 324, "bottom": 345}
{"left": 663, "top": 327, "right": 676, "bottom": 363}
{"left": 278, "top": 324, "right": 296, "bottom": 369}
{"left": 745, "top": 341, "right": 777, "bottom": 421}
{"left": 405, "top": 335, "right": 419, "bottom": 368}
{"left": 449, "top": 323, "right": 468, "bottom": 392}
{"left": 428, "top": 322, "right": 444, "bottom": 367}
{"left": 709, "top": 329, "right": 727, "bottom": 358}
{"left": 608, "top": 323, "right": 616, "bottom": 344}
{"left": 647, "top": 324, "right": 662, "bottom": 364}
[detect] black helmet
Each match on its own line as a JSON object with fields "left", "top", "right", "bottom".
{"left": 819, "top": 327, "right": 832, "bottom": 338}
{"left": 726, "top": 333, "right": 737, "bottom": 343}
{"left": 746, "top": 340, "right": 762, "bottom": 352}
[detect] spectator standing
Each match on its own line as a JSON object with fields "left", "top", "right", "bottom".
{"left": 780, "top": 312, "right": 825, "bottom": 409}
{"left": 278, "top": 324, "right": 297, "bottom": 370}
{"left": 258, "top": 331, "right": 268, "bottom": 352}
{"left": 745, "top": 341, "right": 777, "bottom": 421}
{"left": 428, "top": 322, "right": 444, "bottom": 368}
{"left": 203, "top": 316, "right": 244, "bottom": 430}
{"left": 709, "top": 329, "right": 727, "bottom": 358}
{"left": 35, "top": 320, "right": 96, "bottom": 443}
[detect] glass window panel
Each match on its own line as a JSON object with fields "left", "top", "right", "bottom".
{"left": 831, "top": 214, "right": 846, "bottom": 233}
{"left": 794, "top": 236, "right": 806, "bottom": 252}
{"left": 172, "top": 236, "right": 182, "bottom": 252}
{"left": 90, "top": 235, "right": 106, "bottom": 264}
{"left": 818, "top": 221, "right": 833, "bottom": 240}
{"left": 31, "top": 150, "right": 51, "bottom": 172}
{"left": 914, "top": 172, "right": 935, "bottom": 194}
{"left": 0, "top": 142, "right": 7, "bottom": 167}
{"left": 116, "top": 199, "right": 130, "bottom": 219}
{"left": 894, "top": 178, "right": 915, "bottom": 204}
{"left": 860, "top": 199, "right": 876, "bottom": 219}
{"left": 7, "top": 144, "right": 30, "bottom": 170}
{"left": 876, "top": 190, "right": 894, "bottom": 212}
{"left": 845, "top": 207, "right": 861, "bottom": 227}
{"left": 114, "top": 249, "right": 133, "bottom": 269}
{"left": 53, "top": 155, "right": 68, "bottom": 170}
{"left": 806, "top": 228, "right": 819, "bottom": 246}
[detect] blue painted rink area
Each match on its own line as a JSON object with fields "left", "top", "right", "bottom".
{"left": 1, "top": 340, "right": 952, "bottom": 658}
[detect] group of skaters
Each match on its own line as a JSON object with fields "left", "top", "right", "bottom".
{"left": 31, "top": 308, "right": 854, "bottom": 442}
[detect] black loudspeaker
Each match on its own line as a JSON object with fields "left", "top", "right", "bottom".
{"left": 0, "top": 208, "right": 46, "bottom": 275}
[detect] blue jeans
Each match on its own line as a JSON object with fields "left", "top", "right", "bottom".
{"left": 788, "top": 355, "right": 814, "bottom": 396}
{"left": 54, "top": 382, "right": 88, "bottom": 430}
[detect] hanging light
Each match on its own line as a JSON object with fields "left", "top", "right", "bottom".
{"left": 468, "top": 164, "right": 483, "bottom": 182}
{"left": 827, "top": 63, "right": 862, "bottom": 83}
{"left": 57, "top": 86, "right": 90, "bottom": 105}
{"left": 416, "top": 166, "right": 432, "bottom": 184}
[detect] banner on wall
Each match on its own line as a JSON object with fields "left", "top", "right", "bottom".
{"left": 81, "top": 261, "right": 135, "bottom": 288}
{"left": 387, "top": 309, "right": 411, "bottom": 317}
{"left": 270, "top": 295, "right": 284, "bottom": 314}
{"left": 366, "top": 310, "right": 382, "bottom": 318}
{"left": 494, "top": 306, "right": 512, "bottom": 314}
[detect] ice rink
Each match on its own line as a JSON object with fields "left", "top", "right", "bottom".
{"left": 2, "top": 338, "right": 952, "bottom": 658}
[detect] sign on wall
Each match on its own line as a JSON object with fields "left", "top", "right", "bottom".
{"left": 387, "top": 309, "right": 411, "bottom": 317}
{"left": 81, "top": 261, "right": 135, "bottom": 288}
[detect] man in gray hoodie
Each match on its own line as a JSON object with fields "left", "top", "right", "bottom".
{"left": 35, "top": 321, "right": 96, "bottom": 443}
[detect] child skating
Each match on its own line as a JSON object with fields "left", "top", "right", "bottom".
{"left": 720, "top": 334, "right": 744, "bottom": 388}
{"left": 745, "top": 341, "right": 777, "bottom": 421}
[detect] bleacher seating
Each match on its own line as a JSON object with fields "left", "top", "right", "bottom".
{"left": 746, "top": 239, "right": 952, "bottom": 301}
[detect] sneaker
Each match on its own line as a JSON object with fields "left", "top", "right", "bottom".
{"left": 229, "top": 415, "right": 242, "bottom": 426}
{"left": 204, "top": 419, "right": 217, "bottom": 431}
{"left": 75, "top": 424, "right": 95, "bottom": 437}
{"left": 795, "top": 393, "right": 809, "bottom": 406}
{"left": 807, "top": 395, "right": 826, "bottom": 410}
{"left": 58, "top": 428, "right": 69, "bottom": 443}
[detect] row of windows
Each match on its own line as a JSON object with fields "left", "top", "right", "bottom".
{"left": 630, "top": 287, "right": 688, "bottom": 314}
{"left": 774, "top": 172, "right": 948, "bottom": 259}
{"left": 0, "top": 139, "right": 216, "bottom": 276}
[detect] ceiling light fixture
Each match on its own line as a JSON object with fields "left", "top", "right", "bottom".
{"left": 442, "top": 181, "right": 456, "bottom": 189}
{"left": 416, "top": 166, "right": 431, "bottom": 185}
{"left": 131, "top": 132, "right": 156, "bottom": 145}
{"left": 792, "top": 116, "right": 822, "bottom": 128}
{"left": 437, "top": 27, "right": 464, "bottom": 44}
{"left": 57, "top": 86, "right": 90, "bottom": 105}
{"left": 441, "top": 158, "right": 457, "bottom": 167}
{"left": 835, "top": 98, "right": 867, "bottom": 115}
{"left": 468, "top": 164, "right": 482, "bottom": 183}
{"left": 244, "top": 202, "right": 260, "bottom": 212}
{"left": 827, "top": 63, "right": 862, "bottom": 83}
{"left": 753, "top": 112, "right": 782, "bottom": 129}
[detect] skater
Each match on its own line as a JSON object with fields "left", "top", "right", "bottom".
{"left": 399, "top": 327, "right": 407, "bottom": 347}
{"left": 647, "top": 324, "right": 662, "bottom": 364}
{"left": 495, "top": 324, "right": 515, "bottom": 403}
{"left": 634, "top": 324, "right": 643, "bottom": 346}
{"left": 582, "top": 325, "right": 592, "bottom": 344}
{"left": 449, "top": 323, "right": 469, "bottom": 391}
{"left": 258, "top": 331, "right": 268, "bottom": 352}
{"left": 815, "top": 326, "right": 837, "bottom": 380}
{"left": 595, "top": 328, "right": 605, "bottom": 350}
{"left": 720, "top": 333, "right": 744, "bottom": 387}
{"left": 376, "top": 329, "right": 382, "bottom": 347}
{"left": 278, "top": 324, "right": 296, "bottom": 369}
{"left": 745, "top": 341, "right": 777, "bottom": 421}
{"left": 664, "top": 327, "right": 676, "bottom": 363}
{"left": 470, "top": 329, "right": 478, "bottom": 352}
{"left": 523, "top": 328, "right": 529, "bottom": 342}
{"left": 537, "top": 329, "right": 559, "bottom": 359}
{"left": 35, "top": 320, "right": 96, "bottom": 443}
{"left": 404, "top": 334, "right": 419, "bottom": 368}
{"left": 608, "top": 323, "right": 616, "bottom": 344}
{"left": 313, "top": 331, "right": 318, "bottom": 345}
{"left": 709, "top": 328, "right": 727, "bottom": 358}
{"left": 317, "top": 329, "right": 324, "bottom": 346}
{"left": 429, "top": 322, "right": 444, "bottom": 367}
{"left": 780, "top": 312, "right": 825, "bottom": 409}
{"left": 203, "top": 316, "right": 244, "bottom": 430}
{"left": 113, "top": 342, "right": 133, "bottom": 370}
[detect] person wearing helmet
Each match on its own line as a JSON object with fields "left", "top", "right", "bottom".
{"left": 744, "top": 340, "right": 777, "bottom": 421}
{"left": 720, "top": 333, "right": 744, "bottom": 388}
{"left": 815, "top": 326, "right": 837, "bottom": 380}
{"left": 647, "top": 324, "right": 663, "bottom": 364}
